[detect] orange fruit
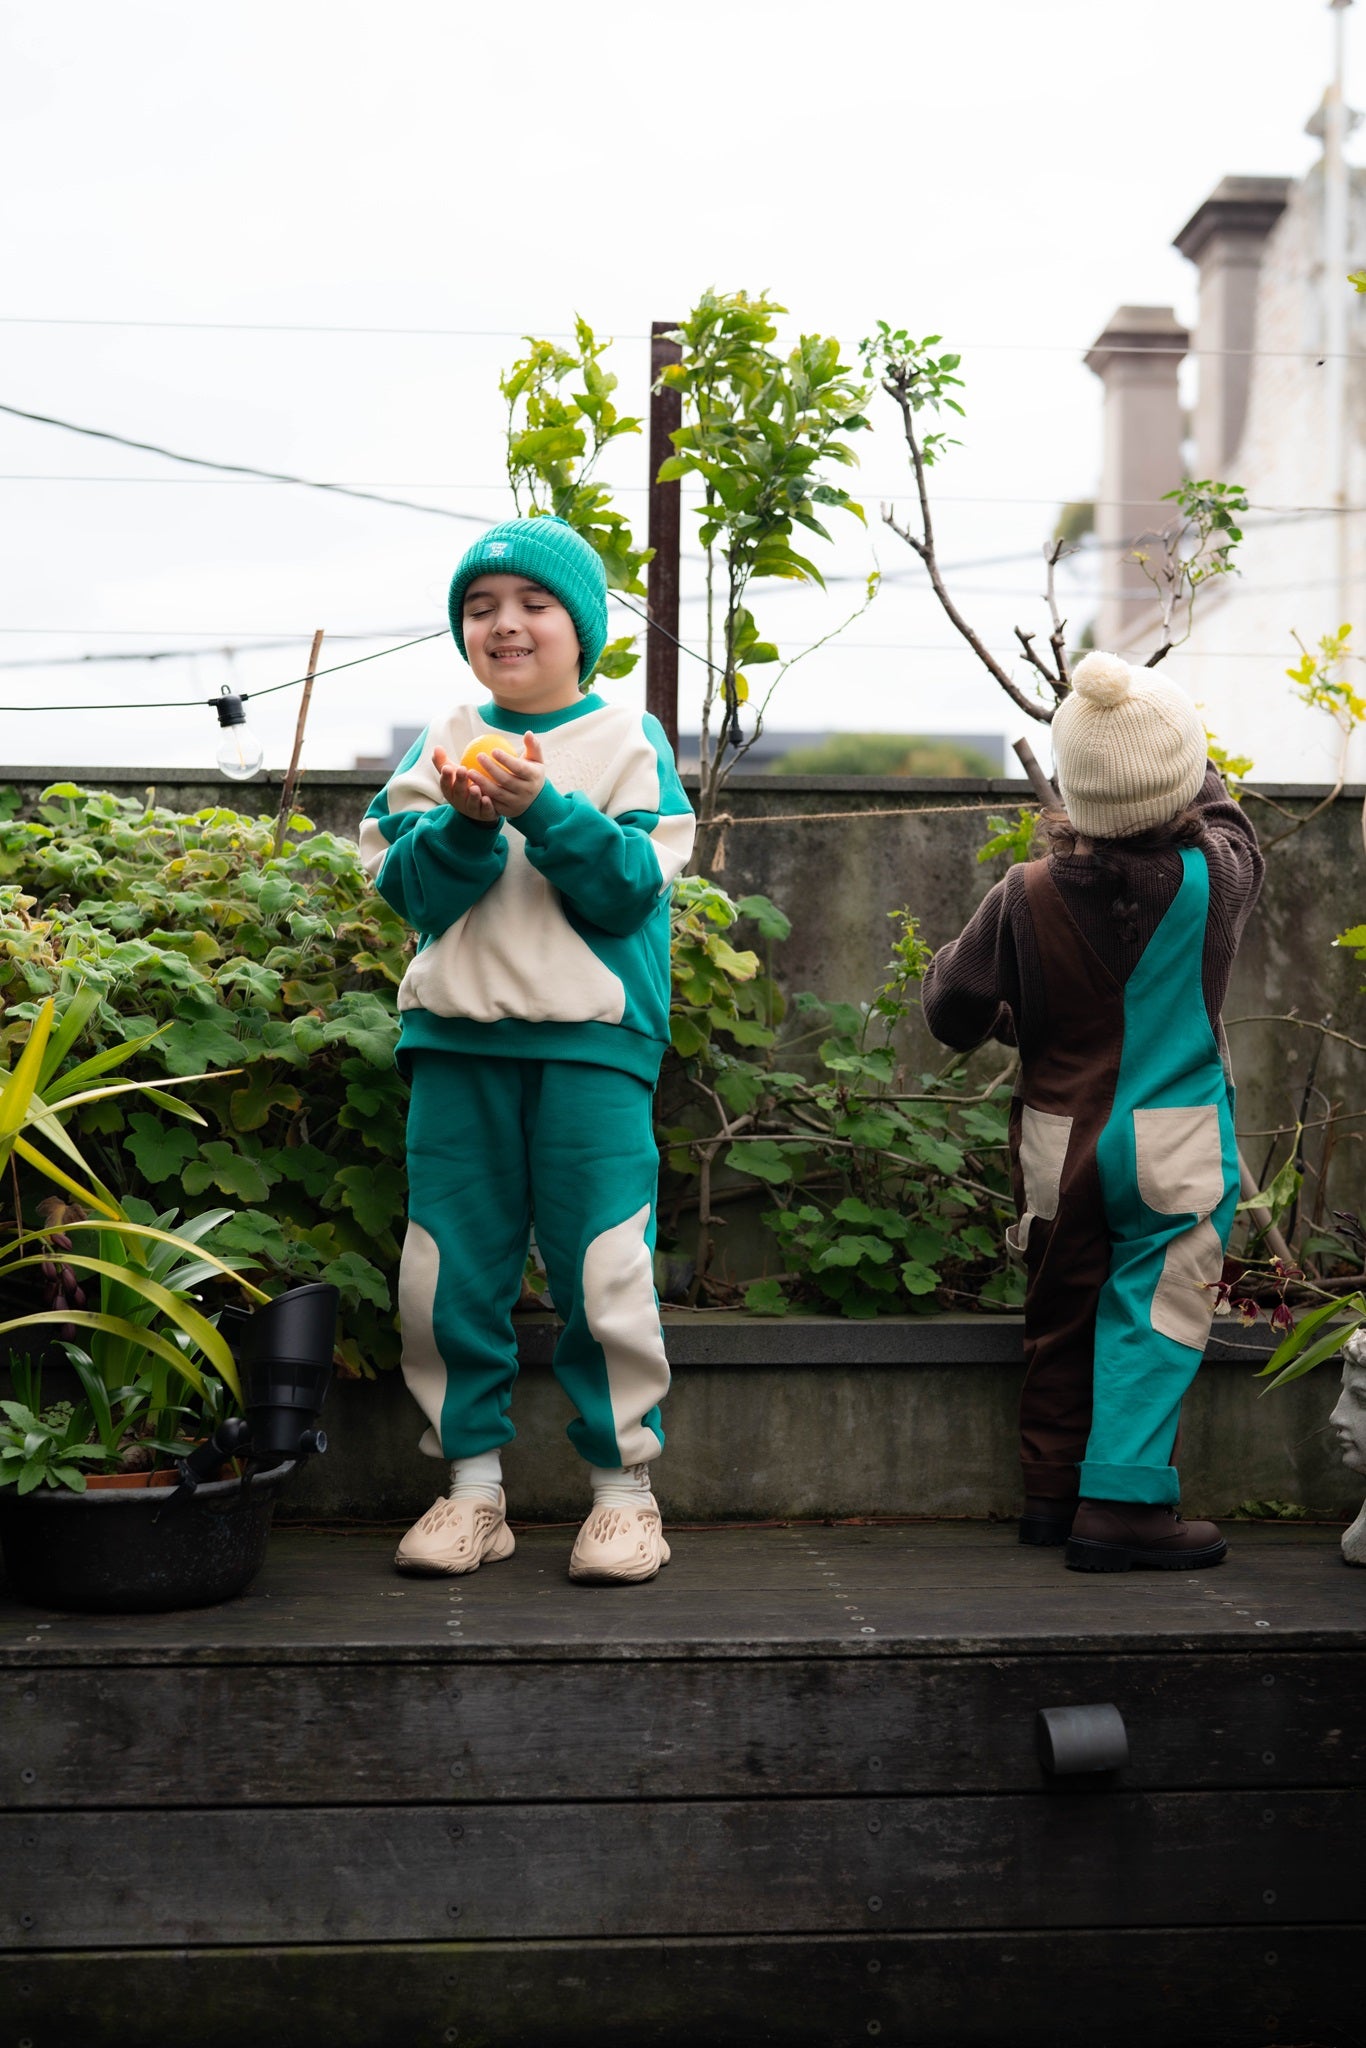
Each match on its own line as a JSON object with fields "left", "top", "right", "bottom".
{"left": 458, "top": 734, "right": 524, "bottom": 776}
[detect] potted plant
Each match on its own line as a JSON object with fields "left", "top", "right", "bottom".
{"left": 0, "top": 994, "right": 328, "bottom": 1611}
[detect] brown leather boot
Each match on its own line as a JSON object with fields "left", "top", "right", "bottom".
{"left": 1018, "top": 1497, "right": 1076, "bottom": 1547}
{"left": 1065, "top": 1498, "right": 1228, "bottom": 1573}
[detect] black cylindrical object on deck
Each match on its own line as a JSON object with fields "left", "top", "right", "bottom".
{"left": 1035, "top": 1702, "right": 1129, "bottom": 1775}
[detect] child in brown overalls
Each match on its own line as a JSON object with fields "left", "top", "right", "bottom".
{"left": 922, "top": 653, "right": 1263, "bottom": 1571}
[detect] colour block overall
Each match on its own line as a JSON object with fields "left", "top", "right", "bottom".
{"left": 1011, "top": 848, "right": 1239, "bottom": 1506}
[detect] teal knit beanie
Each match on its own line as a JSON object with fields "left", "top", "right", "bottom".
{"left": 447, "top": 516, "right": 609, "bottom": 685}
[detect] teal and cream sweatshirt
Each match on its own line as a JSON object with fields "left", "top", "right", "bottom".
{"left": 359, "top": 694, "right": 696, "bottom": 1085}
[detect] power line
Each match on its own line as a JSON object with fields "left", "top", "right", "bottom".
{"left": 0, "top": 632, "right": 421, "bottom": 670}
{"left": 0, "top": 587, "right": 715, "bottom": 708}
{"left": 0, "top": 314, "right": 1361, "bottom": 364}
{"left": 0, "top": 402, "right": 489, "bottom": 525}
{"left": 0, "top": 629, "right": 1331, "bottom": 709}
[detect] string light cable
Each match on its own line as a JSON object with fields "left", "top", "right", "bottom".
{"left": 0, "top": 591, "right": 717, "bottom": 712}
{"left": 0, "top": 628, "right": 447, "bottom": 715}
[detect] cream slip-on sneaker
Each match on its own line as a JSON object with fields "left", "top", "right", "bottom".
{"left": 568, "top": 1498, "right": 671, "bottom": 1585}
{"left": 394, "top": 1487, "right": 516, "bottom": 1576}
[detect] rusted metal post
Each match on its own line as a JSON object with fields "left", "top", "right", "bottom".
{"left": 274, "top": 629, "right": 325, "bottom": 855}
{"left": 1012, "top": 734, "right": 1060, "bottom": 808}
{"left": 646, "top": 319, "right": 682, "bottom": 758}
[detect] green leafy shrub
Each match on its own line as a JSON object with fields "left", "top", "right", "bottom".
{"left": 658, "top": 903, "right": 1021, "bottom": 1318}
{"left": 1, "top": 785, "right": 407, "bottom": 1375}
{"left": 771, "top": 734, "right": 999, "bottom": 779}
{"left": 3, "top": 786, "right": 1023, "bottom": 1348}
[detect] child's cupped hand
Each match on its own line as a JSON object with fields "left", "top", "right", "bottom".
{"left": 433, "top": 732, "right": 546, "bottom": 822}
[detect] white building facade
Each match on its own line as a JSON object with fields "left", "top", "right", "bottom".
{"left": 1086, "top": 166, "right": 1366, "bottom": 783}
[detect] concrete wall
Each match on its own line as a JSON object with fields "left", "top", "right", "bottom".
{"left": 281, "top": 1315, "right": 1360, "bottom": 1525}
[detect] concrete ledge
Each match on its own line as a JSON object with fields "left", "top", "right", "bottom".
{"left": 512, "top": 1310, "right": 1028, "bottom": 1369}
{"left": 281, "top": 1315, "right": 1361, "bottom": 1526}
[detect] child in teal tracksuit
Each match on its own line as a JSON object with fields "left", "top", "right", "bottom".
{"left": 360, "top": 517, "right": 695, "bottom": 1584}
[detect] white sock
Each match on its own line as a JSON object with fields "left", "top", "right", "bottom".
{"left": 589, "top": 1462, "right": 656, "bottom": 1511}
{"left": 448, "top": 1449, "right": 503, "bottom": 1507}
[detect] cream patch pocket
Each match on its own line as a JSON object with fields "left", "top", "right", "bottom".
{"left": 1005, "top": 1104, "right": 1073, "bottom": 1256}
{"left": 1151, "top": 1216, "right": 1224, "bottom": 1349}
{"left": 1133, "top": 1104, "right": 1225, "bottom": 1217}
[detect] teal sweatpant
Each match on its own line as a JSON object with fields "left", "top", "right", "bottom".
{"left": 398, "top": 1051, "right": 669, "bottom": 1469}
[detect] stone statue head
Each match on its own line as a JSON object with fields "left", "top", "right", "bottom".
{"left": 1333, "top": 1332, "right": 1366, "bottom": 1476}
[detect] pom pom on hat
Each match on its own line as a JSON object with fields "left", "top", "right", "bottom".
{"left": 1050, "top": 648, "right": 1206, "bottom": 840}
{"left": 1070, "top": 651, "right": 1134, "bottom": 709}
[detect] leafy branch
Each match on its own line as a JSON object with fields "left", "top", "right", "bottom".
{"left": 861, "top": 323, "right": 1250, "bottom": 725}
{"left": 657, "top": 290, "right": 875, "bottom": 831}
{"left": 500, "top": 317, "right": 650, "bottom": 681}
{"left": 1132, "top": 478, "right": 1249, "bottom": 669}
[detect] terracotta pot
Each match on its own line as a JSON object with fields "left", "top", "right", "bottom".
{"left": 83, "top": 1467, "right": 182, "bottom": 1492}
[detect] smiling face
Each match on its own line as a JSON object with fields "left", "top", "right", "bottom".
{"left": 461, "top": 574, "right": 583, "bottom": 713}
{"left": 1330, "top": 1358, "right": 1366, "bottom": 1474}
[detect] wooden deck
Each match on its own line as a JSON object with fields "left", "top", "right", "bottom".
{"left": 2, "top": 1519, "right": 1362, "bottom": 2047}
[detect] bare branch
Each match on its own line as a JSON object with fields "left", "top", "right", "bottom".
{"left": 881, "top": 378, "right": 1053, "bottom": 725}
{"left": 1009, "top": 543, "right": 1074, "bottom": 703}
{"left": 1043, "top": 538, "right": 1073, "bottom": 693}
{"left": 1013, "top": 627, "right": 1060, "bottom": 692}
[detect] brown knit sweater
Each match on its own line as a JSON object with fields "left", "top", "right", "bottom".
{"left": 920, "top": 766, "right": 1264, "bottom": 1059}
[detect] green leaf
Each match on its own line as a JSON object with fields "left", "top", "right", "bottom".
{"left": 743, "top": 1278, "right": 789, "bottom": 1316}
{"left": 960, "top": 1107, "right": 1010, "bottom": 1147}
{"left": 333, "top": 1162, "right": 407, "bottom": 1238}
{"left": 835, "top": 1109, "right": 901, "bottom": 1149}
{"left": 910, "top": 1133, "right": 966, "bottom": 1174}
{"left": 0, "top": 1310, "right": 223, "bottom": 1401}
{"left": 735, "top": 894, "right": 792, "bottom": 941}
{"left": 816, "top": 1234, "right": 893, "bottom": 1269}
{"left": 229, "top": 1070, "right": 303, "bottom": 1132}
{"left": 899, "top": 1259, "right": 940, "bottom": 1296}
{"left": 669, "top": 1015, "right": 707, "bottom": 1059}
{"left": 1258, "top": 1315, "right": 1361, "bottom": 1390}
{"left": 181, "top": 1143, "right": 277, "bottom": 1205}
{"left": 707, "top": 939, "right": 759, "bottom": 981}
{"left": 268, "top": 1143, "right": 338, "bottom": 1198}
{"left": 160, "top": 1015, "right": 243, "bottom": 1075}
{"left": 725, "top": 1140, "right": 804, "bottom": 1185}
{"left": 715, "top": 1015, "right": 775, "bottom": 1049}
{"left": 124, "top": 1112, "right": 199, "bottom": 1185}
{"left": 1238, "top": 1153, "right": 1302, "bottom": 1221}
{"left": 321, "top": 1251, "right": 391, "bottom": 1311}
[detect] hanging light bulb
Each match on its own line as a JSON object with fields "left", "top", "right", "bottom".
{"left": 213, "top": 686, "right": 264, "bottom": 780}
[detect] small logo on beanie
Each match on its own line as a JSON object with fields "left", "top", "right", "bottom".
{"left": 487, "top": 542, "right": 509, "bottom": 557}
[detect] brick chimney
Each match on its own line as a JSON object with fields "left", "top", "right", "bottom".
{"left": 1084, "top": 307, "right": 1190, "bottom": 652}
{"left": 1173, "top": 175, "right": 1292, "bottom": 478}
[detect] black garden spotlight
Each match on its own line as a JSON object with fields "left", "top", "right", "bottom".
{"left": 171, "top": 1281, "right": 339, "bottom": 1496}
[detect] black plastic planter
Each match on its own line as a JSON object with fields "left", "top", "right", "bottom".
{"left": 0, "top": 1462, "right": 294, "bottom": 1613}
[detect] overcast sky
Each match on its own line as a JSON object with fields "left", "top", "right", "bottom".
{"left": 1, "top": 0, "right": 1360, "bottom": 778}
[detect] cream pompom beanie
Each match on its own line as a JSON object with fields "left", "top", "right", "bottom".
{"left": 1050, "top": 652, "right": 1206, "bottom": 840}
